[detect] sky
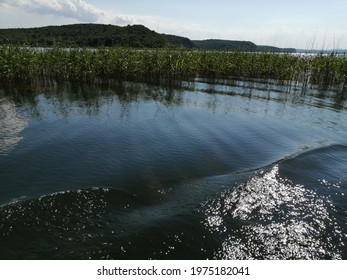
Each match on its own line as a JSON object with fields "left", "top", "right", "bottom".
{"left": 0, "top": 0, "right": 346, "bottom": 49}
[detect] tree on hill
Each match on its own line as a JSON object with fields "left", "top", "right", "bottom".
{"left": 0, "top": 24, "right": 168, "bottom": 48}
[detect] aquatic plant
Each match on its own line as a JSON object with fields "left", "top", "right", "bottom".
{"left": 0, "top": 45, "right": 39, "bottom": 83}
{"left": 0, "top": 45, "right": 346, "bottom": 89}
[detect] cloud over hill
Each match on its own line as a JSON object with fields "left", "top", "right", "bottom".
{"left": 0, "top": 0, "right": 134, "bottom": 25}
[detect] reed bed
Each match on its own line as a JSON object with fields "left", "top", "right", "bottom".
{"left": 0, "top": 45, "right": 346, "bottom": 88}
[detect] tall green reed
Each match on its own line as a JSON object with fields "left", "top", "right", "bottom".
{"left": 0, "top": 45, "right": 346, "bottom": 89}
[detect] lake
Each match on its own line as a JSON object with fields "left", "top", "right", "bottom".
{"left": 0, "top": 78, "right": 346, "bottom": 259}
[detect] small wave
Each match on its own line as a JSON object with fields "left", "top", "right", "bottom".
{"left": 0, "top": 187, "right": 145, "bottom": 259}
{"left": 291, "top": 143, "right": 347, "bottom": 158}
{"left": 202, "top": 165, "right": 344, "bottom": 259}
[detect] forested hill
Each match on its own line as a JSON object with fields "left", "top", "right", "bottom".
{"left": 194, "top": 40, "right": 295, "bottom": 53}
{"left": 0, "top": 23, "right": 295, "bottom": 52}
{"left": 0, "top": 24, "right": 169, "bottom": 48}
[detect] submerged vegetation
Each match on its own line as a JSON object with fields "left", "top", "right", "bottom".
{"left": 0, "top": 45, "right": 346, "bottom": 89}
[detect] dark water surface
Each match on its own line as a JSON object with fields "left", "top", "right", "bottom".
{"left": 0, "top": 78, "right": 346, "bottom": 259}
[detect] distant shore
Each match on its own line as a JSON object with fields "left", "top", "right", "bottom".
{"left": 0, "top": 23, "right": 295, "bottom": 53}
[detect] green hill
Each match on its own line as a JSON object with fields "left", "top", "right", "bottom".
{"left": 0, "top": 23, "right": 295, "bottom": 52}
{"left": 193, "top": 39, "right": 257, "bottom": 51}
{"left": 163, "top": 34, "right": 196, "bottom": 48}
{"left": 193, "top": 40, "right": 295, "bottom": 53}
{"left": 0, "top": 24, "right": 169, "bottom": 48}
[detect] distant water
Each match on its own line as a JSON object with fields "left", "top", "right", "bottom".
{"left": 0, "top": 78, "right": 346, "bottom": 259}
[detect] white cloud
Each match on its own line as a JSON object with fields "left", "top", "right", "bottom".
{"left": 0, "top": 0, "right": 207, "bottom": 39}
{"left": 0, "top": 0, "right": 135, "bottom": 25}
{"left": 0, "top": 0, "right": 346, "bottom": 49}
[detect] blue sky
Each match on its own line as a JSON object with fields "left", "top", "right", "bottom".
{"left": 0, "top": 0, "right": 346, "bottom": 49}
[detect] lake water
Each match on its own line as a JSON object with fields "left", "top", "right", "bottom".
{"left": 0, "top": 78, "right": 346, "bottom": 259}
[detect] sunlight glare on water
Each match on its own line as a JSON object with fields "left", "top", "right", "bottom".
{"left": 203, "top": 165, "right": 344, "bottom": 259}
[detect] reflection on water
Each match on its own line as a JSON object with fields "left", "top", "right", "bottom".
{"left": 0, "top": 98, "right": 27, "bottom": 155}
{"left": 0, "top": 77, "right": 346, "bottom": 259}
{"left": 1, "top": 78, "right": 346, "bottom": 117}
